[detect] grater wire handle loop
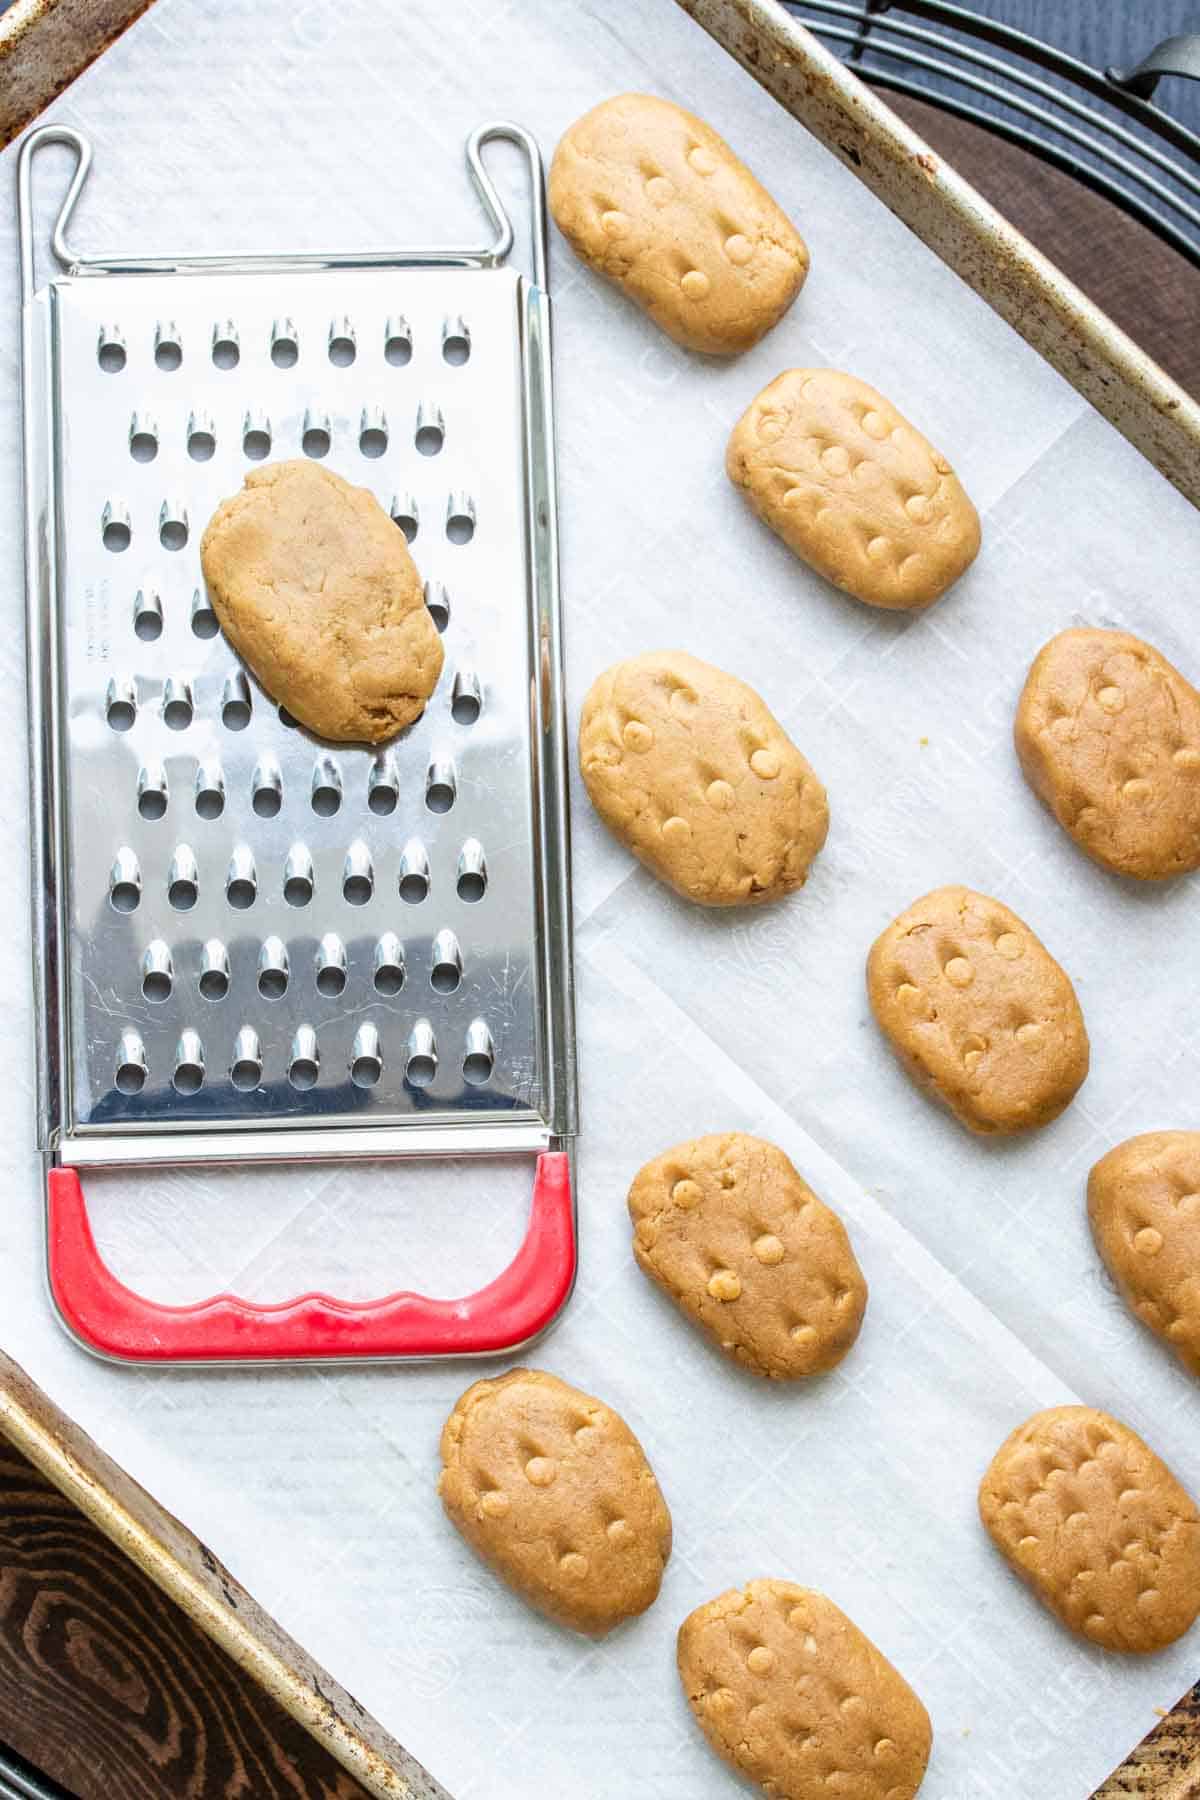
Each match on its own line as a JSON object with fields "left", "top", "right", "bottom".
{"left": 18, "top": 124, "right": 93, "bottom": 303}
{"left": 467, "top": 122, "right": 550, "bottom": 291}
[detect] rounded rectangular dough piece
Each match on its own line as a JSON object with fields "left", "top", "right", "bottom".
{"left": 578, "top": 649, "right": 828, "bottom": 907}
{"left": 726, "top": 368, "right": 980, "bottom": 610}
{"left": 1088, "top": 1131, "right": 1200, "bottom": 1377}
{"left": 979, "top": 1405, "right": 1200, "bottom": 1652}
{"left": 1015, "top": 627, "right": 1200, "bottom": 879}
{"left": 627, "top": 1131, "right": 866, "bottom": 1378}
{"left": 437, "top": 1368, "right": 672, "bottom": 1637}
{"left": 678, "top": 1578, "right": 932, "bottom": 1800}
{"left": 548, "top": 92, "right": 808, "bottom": 355}
{"left": 866, "top": 885, "right": 1088, "bottom": 1134}
{"left": 199, "top": 459, "right": 443, "bottom": 744}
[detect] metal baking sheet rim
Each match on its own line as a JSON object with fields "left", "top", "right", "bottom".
{"left": 675, "top": 0, "right": 1200, "bottom": 512}
{"left": 0, "top": 1348, "right": 450, "bottom": 1798}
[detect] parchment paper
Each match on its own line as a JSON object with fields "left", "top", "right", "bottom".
{"left": 2, "top": 3, "right": 1199, "bottom": 1796}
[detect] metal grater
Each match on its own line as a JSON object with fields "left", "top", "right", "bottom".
{"left": 18, "top": 122, "right": 577, "bottom": 1365}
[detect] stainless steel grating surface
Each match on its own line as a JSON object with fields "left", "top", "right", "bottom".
{"left": 49, "top": 265, "right": 544, "bottom": 1134}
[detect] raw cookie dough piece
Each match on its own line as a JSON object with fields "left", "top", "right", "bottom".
{"left": 199, "top": 460, "right": 443, "bottom": 743}
{"left": 979, "top": 1406, "right": 1200, "bottom": 1653}
{"left": 1014, "top": 628, "right": 1200, "bottom": 879}
{"left": 867, "top": 885, "right": 1088, "bottom": 1135}
{"left": 578, "top": 650, "right": 828, "bottom": 906}
{"left": 548, "top": 93, "right": 808, "bottom": 355}
{"left": 437, "top": 1368, "right": 672, "bottom": 1637}
{"left": 1088, "top": 1131, "right": 1200, "bottom": 1378}
{"left": 627, "top": 1132, "right": 866, "bottom": 1378}
{"left": 678, "top": 1579, "right": 932, "bottom": 1800}
{"left": 726, "top": 369, "right": 980, "bottom": 610}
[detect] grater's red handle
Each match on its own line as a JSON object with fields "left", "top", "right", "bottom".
{"left": 46, "top": 1153, "right": 575, "bottom": 1362}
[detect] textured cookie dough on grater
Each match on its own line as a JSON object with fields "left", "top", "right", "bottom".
{"left": 199, "top": 460, "right": 443, "bottom": 743}
{"left": 627, "top": 1132, "right": 867, "bottom": 1378}
{"left": 677, "top": 1579, "right": 933, "bottom": 1800}
{"left": 548, "top": 93, "right": 809, "bottom": 355}
{"left": 578, "top": 650, "right": 828, "bottom": 905}
{"left": 438, "top": 1368, "right": 672, "bottom": 1637}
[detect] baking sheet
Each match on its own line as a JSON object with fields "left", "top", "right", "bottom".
{"left": 2, "top": 2, "right": 1199, "bottom": 1796}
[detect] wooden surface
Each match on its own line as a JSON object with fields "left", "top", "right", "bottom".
{"left": 0, "top": 1436, "right": 373, "bottom": 1798}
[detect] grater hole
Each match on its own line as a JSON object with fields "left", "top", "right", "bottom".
{"left": 400, "top": 871, "right": 428, "bottom": 905}
{"left": 442, "top": 325, "right": 470, "bottom": 366}
{"left": 169, "top": 878, "right": 198, "bottom": 911}
{"left": 285, "top": 875, "right": 313, "bottom": 907}
{"left": 133, "top": 594, "right": 162, "bottom": 642}
{"left": 425, "top": 763, "right": 456, "bottom": 814}
{"left": 98, "top": 339, "right": 126, "bottom": 374}
{"left": 302, "top": 425, "right": 331, "bottom": 459}
{"left": 160, "top": 516, "right": 188, "bottom": 553}
{"left": 329, "top": 335, "right": 356, "bottom": 369}
{"left": 311, "top": 782, "right": 341, "bottom": 818}
{"left": 351, "top": 1053, "right": 382, "bottom": 1089}
{"left": 227, "top": 850, "right": 257, "bottom": 912}
{"left": 252, "top": 785, "right": 281, "bottom": 819}
{"left": 173, "top": 1060, "right": 204, "bottom": 1095}
{"left": 163, "top": 687, "right": 193, "bottom": 731}
{"left": 278, "top": 705, "right": 300, "bottom": 729}
{"left": 142, "top": 972, "right": 171, "bottom": 1003}
{"left": 316, "top": 965, "right": 346, "bottom": 999}
{"left": 368, "top": 781, "right": 397, "bottom": 817}
{"left": 187, "top": 429, "right": 216, "bottom": 462}
{"left": 154, "top": 335, "right": 182, "bottom": 372}
{"left": 425, "top": 583, "right": 450, "bottom": 632}
{"left": 463, "top": 1051, "right": 493, "bottom": 1086}
{"left": 110, "top": 880, "right": 139, "bottom": 914}
{"left": 195, "top": 783, "right": 224, "bottom": 822}
{"left": 270, "top": 320, "right": 298, "bottom": 368}
{"left": 391, "top": 497, "right": 418, "bottom": 543}
{"left": 107, "top": 696, "right": 136, "bottom": 733}
{"left": 103, "top": 519, "right": 131, "bottom": 554}
{"left": 406, "top": 1053, "right": 435, "bottom": 1089}
{"left": 115, "top": 1059, "right": 145, "bottom": 1095}
{"left": 212, "top": 336, "right": 239, "bottom": 371}
{"left": 223, "top": 699, "right": 251, "bottom": 732}
{"left": 191, "top": 593, "right": 219, "bottom": 639}
{"left": 457, "top": 871, "right": 485, "bottom": 903}
{"left": 243, "top": 427, "right": 271, "bottom": 461}
{"left": 199, "top": 971, "right": 228, "bottom": 1000}
{"left": 227, "top": 878, "right": 255, "bottom": 910}
{"left": 451, "top": 672, "right": 482, "bottom": 725}
{"left": 431, "top": 961, "right": 460, "bottom": 995}
{"left": 138, "top": 789, "right": 167, "bottom": 822}
{"left": 385, "top": 327, "right": 412, "bottom": 366}
{"left": 374, "top": 964, "right": 403, "bottom": 997}
{"left": 344, "top": 877, "right": 371, "bottom": 906}
{"left": 289, "top": 1056, "right": 319, "bottom": 1091}
{"left": 259, "top": 969, "right": 288, "bottom": 999}
{"left": 416, "top": 426, "right": 443, "bottom": 457}
{"left": 447, "top": 511, "right": 474, "bottom": 546}
{"left": 231, "top": 1058, "right": 261, "bottom": 1094}
{"left": 130, "top": 428, "right": 158, "bottom": 463}
{"left": 360, "top": 425, "right": 387, "bottom": 459}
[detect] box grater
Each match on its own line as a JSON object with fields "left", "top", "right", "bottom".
{"left": 18, "top": 121, "right": 577, "bottom": 1365}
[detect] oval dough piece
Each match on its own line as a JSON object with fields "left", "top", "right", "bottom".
{"left": 1015, "top": 628, "right": 1200, "bottom": 879}
{"left": 726, "top": 368, "right": 981, "bottom": 610}
{"left": 1088, "top": 1131, "right": 1200, "bottom": 1377}
{"left": 437, "top": 1368, "right": 672, "bottom": 1637}
{"left": 578, "top": 650, "right": 828, "bottom": 906}
{"left": 979, "top": 1406, "right": 1200, "bottom": 1653}
{"left": 199, "top": 460, "right": 443, "bottom": 743}
{"left": 627, "top": 1132, "right": 867, "bottom": 1378}
{"left": 678, "top": 1579, "right": 932, "bottom": 1800}
{"left": 866, "top": 885, "right": 1089, "bottom": 1134}
{"left": 548, "top": 92, "right": 808, "bottom": 355}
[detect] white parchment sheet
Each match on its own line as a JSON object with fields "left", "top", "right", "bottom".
{"left": 2, "top": 2, "right": 1199, "bottom": 1796}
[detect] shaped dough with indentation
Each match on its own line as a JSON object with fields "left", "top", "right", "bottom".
{"left": 1015, "top": 628, "right": 1200, "bottom": 879}
{"left": 200, "top": 459, "right": 442, "bottom": 744}
{"left": 979, "top": 1406, "right": 1200, "bottom": 1652}
{"left": 1089, "top": 1131, "right": 1200, "bottom": 1378}
{"left": 628, "top": 1132, "right": 866, "bottom": 1378}
{"left": 678, "top": 1578, "right": 932, "bottom": 1800}
{"left": 578, "top": 650, "right": 828, "bottom": 906}
{"left": 438, "top": 1368, "right": 672, "bottom": 1636}
{"left": 726, "top": 368, "right": 980, "bottom": 609}
{"left": 549, "top": 93, "right": 808, "bottom": 354}
{"left": 867, "top": 885, "right": 1088, "bottom": 1133}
